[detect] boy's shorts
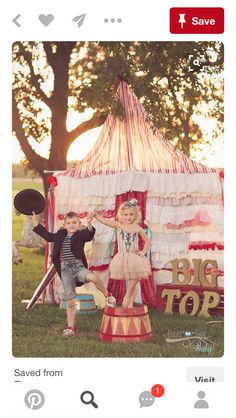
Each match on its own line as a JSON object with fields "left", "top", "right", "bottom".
{"left": 61, "top": 259, "right": 89, "bottom": 301}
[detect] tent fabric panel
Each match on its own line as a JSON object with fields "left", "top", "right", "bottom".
{"left": 58, "top": 81, "right": 217, "bottom": 178}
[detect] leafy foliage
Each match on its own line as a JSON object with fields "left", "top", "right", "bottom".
{"left": 70, "top": 41, "right": 223, "bottom": 156}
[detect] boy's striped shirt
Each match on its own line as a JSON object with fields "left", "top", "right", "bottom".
{"left": 61, "top": 234, "right": 75, "bottom": 261}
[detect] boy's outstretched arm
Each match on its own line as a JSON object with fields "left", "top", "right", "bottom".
{"left": 81, "top": 223, "right": 96, "bottom": 242}
{"left": 32, "top": 211, "right": 56, "bottom": 242}
{"left": 32, "top": 211, "right": 40, "bottom": 228}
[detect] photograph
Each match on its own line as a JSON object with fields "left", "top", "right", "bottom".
{"left": 12, "top": 41, "right": 224, "bottom": 357}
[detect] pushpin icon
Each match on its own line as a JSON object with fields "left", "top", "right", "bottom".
{"left": 178, "top": 13, "right": 186, "bottom": 29}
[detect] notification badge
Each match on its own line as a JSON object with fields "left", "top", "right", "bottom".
{"left": 151, "top": 384, "right": 165, "bottom": 398}
{"left": 170, "top": 8, "right": 224, "bottom": 34}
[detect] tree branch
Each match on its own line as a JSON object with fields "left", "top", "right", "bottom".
{"left": 43, "top": 42, "right": 77, "bottom": 73}
{"left": 43, "top": 42, "right": 57, "bottom": 70}
{"left": 12, "top": 94, "right": 48, "bottom": 173}
{"left": 66, "top": 112, "right": 107, "bottom": 145}
{"left": 18, "top": 45, "right": 52, "bottom": 109}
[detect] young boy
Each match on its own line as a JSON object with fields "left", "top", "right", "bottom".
{"left": 32, "top": 211, "right": 116, "bottom": 337}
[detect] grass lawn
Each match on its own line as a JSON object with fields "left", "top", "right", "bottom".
{"left": 12, "top": 179, "right": 224, "bottom": 358}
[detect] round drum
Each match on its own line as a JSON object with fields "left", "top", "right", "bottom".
{"left": 100, "top": 305, "right": 152, "bottom": 343}
{"left": 75, "top": 294, "right": 97, "bottom": 314}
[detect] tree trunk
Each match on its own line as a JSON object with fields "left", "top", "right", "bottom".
{"left": 13, "top": 42, "right": 107, "bottom": 197}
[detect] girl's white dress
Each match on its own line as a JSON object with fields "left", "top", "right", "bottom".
{"left": 109, "top": 227, "right": 151, "bottom": 280}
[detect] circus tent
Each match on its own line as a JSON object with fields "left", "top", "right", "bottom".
{"left": 45, "top": 79, "right": 224, "bottom": 306}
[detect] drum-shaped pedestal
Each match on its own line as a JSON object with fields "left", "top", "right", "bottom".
{"left": 100, "top": 305, "right": 152, "bottom": 342}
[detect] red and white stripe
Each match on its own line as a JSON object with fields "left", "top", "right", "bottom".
{"left": 58, "top": 80, "right": 218, "bottom": 179}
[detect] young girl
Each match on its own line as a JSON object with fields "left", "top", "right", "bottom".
{"left": 92, "top": 198, "right": 151, "bottom": 308}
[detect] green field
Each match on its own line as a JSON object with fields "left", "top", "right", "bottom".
{"left": 12, "top": 179, "right": 224, "bottom": 357}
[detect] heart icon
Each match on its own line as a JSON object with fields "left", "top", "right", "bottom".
{"left": 38, "top": 14, "right": 54, "bottom": 27}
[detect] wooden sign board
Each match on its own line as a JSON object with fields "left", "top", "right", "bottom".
{"left": 156, "top": 284, "right": 224, "bottom": 317}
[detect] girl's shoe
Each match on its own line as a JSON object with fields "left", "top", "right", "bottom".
{"left": 62, "top": 327, "right": 75, "bottom": 337}
{"left": 105, "top": 293, "right": 116, "bottom": 307}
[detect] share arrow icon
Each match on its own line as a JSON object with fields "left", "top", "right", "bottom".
{"left": 72, "top": 14, "right": 86, "bottom": 28}
{"left": 12, "top": 14, "right": 21, "bottom": 27}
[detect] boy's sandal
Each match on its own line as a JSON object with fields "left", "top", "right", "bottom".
{"left": 62, "top": 328, "right": 75, "bottom": 337}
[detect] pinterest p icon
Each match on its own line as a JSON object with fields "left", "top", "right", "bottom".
{"left": 151, "top": 384, "right": 165, "bottom": 398}
{"left": 24, "top": 389, "right": 45, "bottom": 410}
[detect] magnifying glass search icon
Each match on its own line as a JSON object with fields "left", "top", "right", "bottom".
{"left": 80, "top": 391, "right": 98, "bottom": 408}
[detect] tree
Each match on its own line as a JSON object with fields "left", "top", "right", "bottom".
{"left": 12, "top": 41, "right": 223, "bottom": 194}
{"left": 12, "top": 42, "right": 107, "bottom": 193}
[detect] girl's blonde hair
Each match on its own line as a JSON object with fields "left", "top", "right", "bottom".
{"left": 117, "top": 201, "right": 142, "bottom": 224}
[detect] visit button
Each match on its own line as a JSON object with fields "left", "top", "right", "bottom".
{"left": 170, "top": 7, "right": 224, "bottom": 34}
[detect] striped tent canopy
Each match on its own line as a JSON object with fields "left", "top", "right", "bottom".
{"left": 58, "top": 80, "right": 217, "bottom": 179}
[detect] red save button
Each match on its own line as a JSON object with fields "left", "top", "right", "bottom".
{"left": 170, "top": 7, "right": 224, "bottom": 34}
